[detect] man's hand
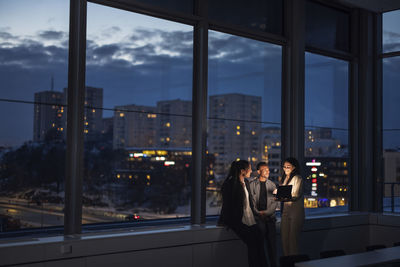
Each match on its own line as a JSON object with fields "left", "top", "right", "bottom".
{"left": 258, "top": 210, "right": 268, "bottom": 218}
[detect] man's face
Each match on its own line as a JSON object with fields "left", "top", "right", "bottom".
{"left": 258, "top": 165, "right": 270, "bottom": 179}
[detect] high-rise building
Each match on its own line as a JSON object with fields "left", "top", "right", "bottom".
{"left": 102, "top": 117, "right": 113, "bottom": 134}
{"left": 261, "top": 127, "right": 281, "bottom": 182}
{"left": 305, "top": 128, "right": 345, "bottom": 157}
{"left": 113, "top": 104, "right": 157, "bottom": 149}
{"left": 63, "top": 86, "right": 103, "bottom": 139}
{"left": 208, "top": 93, "right": 262, "bottom": 179}
{"left": 383, "top": 150, "right": 400, "bottom": 197}
{"left": 33, "top": 91, "right": 65, "bottom": 141}
{"left": 156, "top": 99, "right": 192, "bottom": 148}
{"left": 84, "top": 86, "right": 103, "bottom": 137}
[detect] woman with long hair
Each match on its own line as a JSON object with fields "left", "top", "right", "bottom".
{"left": 279, "top": 157, "right": 305, "bottom": 256}
{"left": 218, "top": 160, "right": 267, "bottom": 267}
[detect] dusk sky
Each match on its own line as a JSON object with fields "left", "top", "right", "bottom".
{"left": 0, "top": 1, "right": 399, "bottom": 148}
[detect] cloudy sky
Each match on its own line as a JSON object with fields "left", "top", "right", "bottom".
{"left": 0, "top": 1, "right": 399, "bottom": 148}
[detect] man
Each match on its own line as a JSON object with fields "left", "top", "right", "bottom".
{"left": 250, "top": 162, "right": 278, "bottom": 267}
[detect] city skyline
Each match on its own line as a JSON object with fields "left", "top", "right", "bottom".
{"left": 0, "top": 1, "right": 399, "bottom": 148}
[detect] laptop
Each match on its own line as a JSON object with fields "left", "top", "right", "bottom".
{"left": 275, "top": 185, "right": 293, "bottom": 201}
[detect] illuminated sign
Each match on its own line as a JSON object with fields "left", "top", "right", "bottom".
{"left": 306, "top": 160, "right": 321, "bottom": 166}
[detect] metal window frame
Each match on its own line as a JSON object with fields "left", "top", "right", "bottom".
{"left": 65, "top": 0, "right": 87, "bottom": 235}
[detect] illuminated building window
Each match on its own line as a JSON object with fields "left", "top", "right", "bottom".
{"left": 119, "top": 113, "right": 124, "bottom": 117}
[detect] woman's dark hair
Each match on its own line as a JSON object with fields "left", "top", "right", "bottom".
{"left": 282, "top": 157, "right": 301, "bottom": 182}
{"left": 223, "top": 160, "right": 250, "bottom": 204}
{"left": 227, "top": 159, "right": 250, "bottom": 181}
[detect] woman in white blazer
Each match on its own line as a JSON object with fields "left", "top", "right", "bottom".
{"left": 279, "top": 157, "right": 304, "bottom": 256}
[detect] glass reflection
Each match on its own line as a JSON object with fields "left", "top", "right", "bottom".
{"left": 304, "top": 53, "right": 349, "bottom": 214}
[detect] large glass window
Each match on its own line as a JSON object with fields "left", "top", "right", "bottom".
{"left": 306, "top": 1, "right": 350, "bottom": 52}
{"left": 0, "top": 0, "right": 69, "bottom": 232}
{"left": 383, "top": 10, "right": 400, "bottom": 54}
{"left": 304, "top": 53, "right": 349, "bottom": 214}
{"left": 208, "top": 0, "right": 283, "bottom": 35}
{"left": 84, "top": 3, "right": 193, "bottom": 224}
{"left": 207, "top": 31, "right": 282, "bottom": 216}
{"left": 382, "top": 10, "right": 400, "bottom": 213}
{"left": 383, "top": 56, "right": 400, "bottom": 212}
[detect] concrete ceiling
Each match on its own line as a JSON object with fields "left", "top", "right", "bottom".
{"left": 336, "top": 0, "right": 400, "bottom": 13}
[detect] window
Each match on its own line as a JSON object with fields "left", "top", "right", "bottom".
{"left": 382, "top": 58, "right": 400, "bottom": 212}
{"left": 304, "top": 53, "right": 349, "bottom": 214}
{"left": 131, "top": 0, "right": 193, "bottom": 14}
{"left": 84, "top": 3, "right": 193, "bottom": 223}
{"left": 382, "top": 10, "right": 400, "bottom": 213}
{"left": 306, "top": 1, "right": 350, "bottom": 52}
{"left": 383, "top": 10, "right": 400, "bottom": 54}
{"left": 207, "top": 30, "right": 282, "bottom": 215}
{"left": 208, "top": 0, "right": 283, "bottom": 35}
{"left": 0, "top": 0, "right": 69, "bottom": 232}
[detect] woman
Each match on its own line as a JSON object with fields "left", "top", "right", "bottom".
{"left": 218, "top": 160, "right": 267, "bottom": 267}
{"left": 279, "top": 157, "right": 304, "bottom": 256}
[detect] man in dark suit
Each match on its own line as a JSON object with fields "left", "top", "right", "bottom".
{"left": 250, "top": 162, "right": 279, "bottom": 267}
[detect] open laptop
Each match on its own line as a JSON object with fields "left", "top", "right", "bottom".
{"left": 275, "top": 185, "right": 293, "bottom": 201}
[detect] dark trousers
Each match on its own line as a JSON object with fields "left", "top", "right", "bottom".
{"left": 232, "top": 223, "right": 268, "bottom": 267}
{"left": 257, "top": 218, "right": 277, "bottom": 267}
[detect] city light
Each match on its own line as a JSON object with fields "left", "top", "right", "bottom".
{"left": 311, "top": 167, "right": 318, "bottom": 172}
{"left": 164, "top": 161, "right": 175, "bottom": 166}
{"left": 306, "top": 161, "right": 321, "bottom": 166}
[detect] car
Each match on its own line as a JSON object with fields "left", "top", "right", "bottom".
{"left": 125, "top": 213, "right": 140, "bottom": 221}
